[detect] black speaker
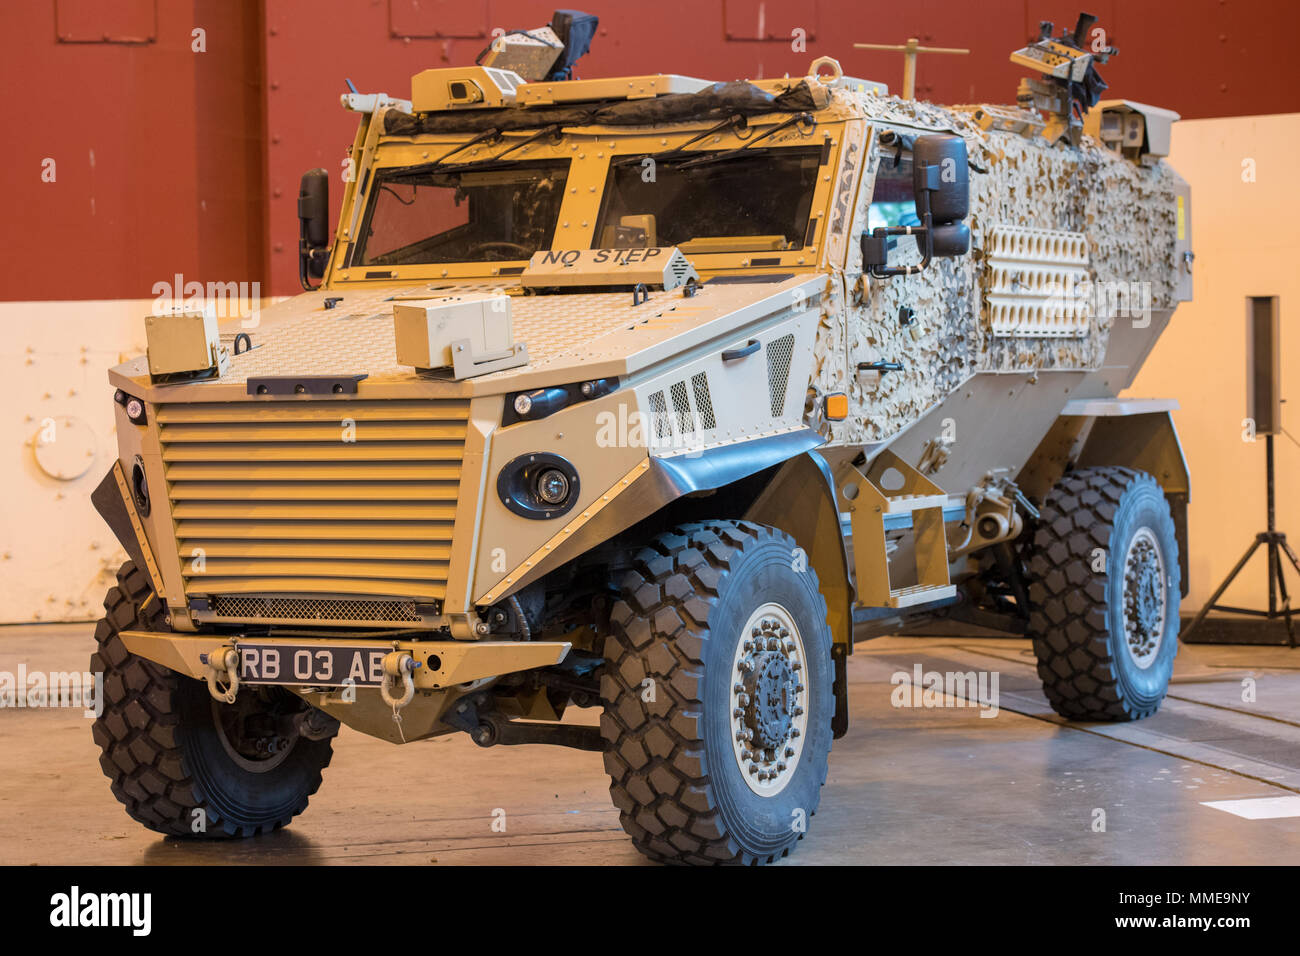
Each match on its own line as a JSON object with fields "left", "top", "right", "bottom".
{"left": 1246, "top": 295, "right": 1281, "bottom": 436}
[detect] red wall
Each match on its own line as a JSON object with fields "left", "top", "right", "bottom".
{"left": 3, "top": 0, "right": 1297, "bottom": 301}
{"left": 1, "top": 0, "right": 265, "bottom": 302}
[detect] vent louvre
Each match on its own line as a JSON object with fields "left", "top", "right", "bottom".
{"left": 766, "top": 334, "right": 795, "bottom": 416}
{"left": 158, "top": 399, "right": 468, "bottom": 613}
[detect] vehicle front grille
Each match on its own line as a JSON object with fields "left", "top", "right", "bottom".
{"left": 157, "top": 399, "right": 468, "bottom": 622}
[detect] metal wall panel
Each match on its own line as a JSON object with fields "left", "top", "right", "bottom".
{"left": 0, "top": 0, "right": 265, "bottom": 301}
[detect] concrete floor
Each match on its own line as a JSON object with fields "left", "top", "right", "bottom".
{"left": 3, "top": 622, "right": 1300, "bottom": 864}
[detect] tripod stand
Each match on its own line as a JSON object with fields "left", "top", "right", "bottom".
{"left": 1182, "top": 434, "right": 1300, "bottom": 646}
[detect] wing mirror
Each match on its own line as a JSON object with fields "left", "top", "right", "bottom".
{"left": 861, "top": 133, "right": 970, "bottom": 278}
{"left": 298, "top": 168, "right": 331, "bottom": 290}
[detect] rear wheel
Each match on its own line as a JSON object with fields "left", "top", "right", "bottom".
{"left": 1025, "top": 467, "right": 1181, "bottom": 721}
{"left": 599, "top": 521, "right": 835, "bottom": 864}
{"left": 91, "top": 562, "right": 337, "bottom": 837}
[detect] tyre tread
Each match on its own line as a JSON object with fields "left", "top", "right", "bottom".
{"left": 600, "top": 520, "right": 828, "bottom": 865}
{"left": 91, "top": 561, "right": 332, "bottom": 838}
{"left": 1025, "top": 467, "right": 1173, "bottom": 721}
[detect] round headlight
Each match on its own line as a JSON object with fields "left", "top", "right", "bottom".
{"left": 535, "top": 468, "right": 570, "bottom": 505}
{"left": 125, "top": 398, "right": 145, "bottom": 422}
{"left": 513, "top": 393, "right": 533, "bottom": 416}
{"left": 497, "top": 452, "right": 580, "bottom": 520}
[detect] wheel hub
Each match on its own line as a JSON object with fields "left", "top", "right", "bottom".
{"left": 744, "top": 651, "right": 796, "bottom": 750}
{"left": 730, "top": 603, "right": 808, "bottom": 796}
{"left": 1122, "top": 527, "right": 1167, "bottom": 670}
{"left": 212, "top": 690, "right": 301, "bottom": 774}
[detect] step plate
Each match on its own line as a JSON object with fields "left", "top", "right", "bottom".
{"left": 882, "top": 493, "right": 948, "bottom": 514}
{"left": 889, "top": 584, "right": 958, "bottom": 609}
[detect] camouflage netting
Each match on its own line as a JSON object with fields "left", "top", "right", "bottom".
{"left": 386, "top": 81, "right": 823, "bottom": 134}
{"left": 827, "top": 91, "right": 1182, "bottom": 444}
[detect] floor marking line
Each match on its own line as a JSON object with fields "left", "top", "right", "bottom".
{"left": 861, "top": 643, "right": 1300, "bottom": 796}
{"left": 937, "top": 640, "right": 1300, "bottom": 730}
{"left": 1201, "top": 796, "right": 1300, "bottom": 819}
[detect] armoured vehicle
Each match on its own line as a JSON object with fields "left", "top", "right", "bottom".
{"left": 89, "top": 13, "right": 1192, "bottom": 863}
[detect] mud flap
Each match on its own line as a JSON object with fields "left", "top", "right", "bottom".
{"left": 832, "top": 642, "right": 849, "bottom": 738}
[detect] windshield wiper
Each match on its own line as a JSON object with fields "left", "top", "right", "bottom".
{"left": 439, "top": 124, "right": 565, "bottom": 172}
{"left": 386, "top": 124, "right": 562, "bottom": 180}
{"left": 394, "top": 128, "right": 504, "bottom": 178}
{"left": 613, "top": 114, "right": 748, "bottom": 168}
{"left": 676, "top": 112, "right": 817, "bottom": 169}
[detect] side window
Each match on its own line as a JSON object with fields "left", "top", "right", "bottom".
{"left": 867, "top": 148, "right": 919, "bottom": 258}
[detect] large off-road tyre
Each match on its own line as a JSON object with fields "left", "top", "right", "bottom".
{"left": 91, "top": 562, "right": 336, "bottom": 838}
{"left": 599, "top": 520, "right": 835, "bottom": 865}
{"left": 1025, "top": 467, "right": 1181, "bottom": 721}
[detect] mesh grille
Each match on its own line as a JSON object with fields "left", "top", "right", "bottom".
{"left": 210, "top": 595, "right": 422, "bottom": 624}
{"left": 647, "top": 390, "right": 672, "bottom": 440}
{"left": 670, "top": 380, "right": 694, "bottom": 434}
{"left": 766, "top": 334, "right": 795, "bottom": 416}
{"left": 691, "top": 372, "right": 716, "bottom": 429}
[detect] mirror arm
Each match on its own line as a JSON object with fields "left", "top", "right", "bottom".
{"left": 867, "top": 210, "right": 934, "bottom": 279}
{"left": 298, "top": 226, "right": 330, "bottom": 292}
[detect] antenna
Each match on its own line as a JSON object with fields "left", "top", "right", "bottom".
{"left": 852, "top": 38, "right": 969, "bottom": 100}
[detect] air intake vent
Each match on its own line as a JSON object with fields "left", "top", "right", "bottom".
{"left": 648, "top": 374, "right": 720, "bottom": 448}
{"left": 209, "top": 595, "right": 424, "bottom": 625}
{"left": 667, "top": 257, "right": 693, "bottom": 283}
{"left": 157, "top": 399, "right": 468, "bottom": 615}
{"left": 691, "top": 372, "right": 716, "bottom": 429}
{"left": 670, "top": 380, "right": 694, "bottom": 434}
{"left": 766, "top": 334, "right": 795, "bottom": 416}
{"left": 647, "top": 390, "right": 672, "bottom": 440}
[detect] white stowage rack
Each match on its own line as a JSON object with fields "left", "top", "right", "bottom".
{"left": 984, "top": 224, "right": 1091, "bottom": 338}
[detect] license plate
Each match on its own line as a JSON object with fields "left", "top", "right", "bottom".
{"left": 237, "top": 643, "right": 389, "bottom": 687}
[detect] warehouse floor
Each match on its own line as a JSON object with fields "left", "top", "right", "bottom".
{"left": 2, "top": 623, "right": 1299, "bottom": 865}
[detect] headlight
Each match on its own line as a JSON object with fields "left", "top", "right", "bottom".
{"left": 535, "top": 468, "right": 570, "bottom": 505}
{"left": 503, "top": 378, "right": 619, "bottom": 426}
{"left": 505, "top": 387, "right": 568, "bottom": 424}
{"left": 497, "top": 453, "right": 580, "bottom": 520}
{"left": 114, "top": 389, "right": 148, "bottom": 426}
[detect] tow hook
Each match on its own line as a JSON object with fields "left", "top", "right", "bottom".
{"left": 201, "top": 645, "right": 240, "bottom": 704}
{"left": 379, "top": 648, "right": 421, "bottom": 742}
{"left": 379, "top": 650, "right": 418, "bottom": 710}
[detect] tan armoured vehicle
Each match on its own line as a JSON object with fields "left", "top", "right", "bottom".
{"left": 89, "top": 13, "right": 1192, "bottom": 863}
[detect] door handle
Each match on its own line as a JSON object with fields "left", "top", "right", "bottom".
{"left": 722, "top": 339, "right": 761, "bottom": 362}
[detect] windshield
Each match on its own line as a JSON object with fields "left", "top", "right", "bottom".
{"left": 594, "top": 147, "right": 821, "bottom": 254}
{"left": 353, "top": 160, "right": 570, "bottom": 265}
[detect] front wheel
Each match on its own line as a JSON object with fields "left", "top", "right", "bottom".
{"left": 1025, "top": 467, "right": 1181, "bottom": 721}
{"left": 91, "top": 562, "right": 337, "bottom": 838}
{"left": 599, "top": 521, "right": 835, "bottom": 864}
